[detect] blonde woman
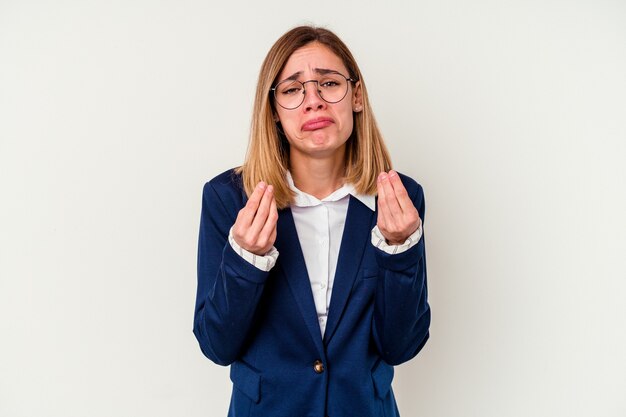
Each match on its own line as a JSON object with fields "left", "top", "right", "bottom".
{"left": 194, "top": 26, "right": 430, "bottom": 417}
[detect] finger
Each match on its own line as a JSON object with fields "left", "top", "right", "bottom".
{"left": 387, "top": 170, "right": 411, "bottom": 211}
{"left": 258, "top": 197, "right": 278, "bottom": 245}
{"left": 388, "top": 171, "right": 422, "bottom": 229}
{"left": 380, "top": 172, "right": 402, "bottom": 220}
{"left": 269, "top": 196, "right": 278, "bottom": 226}
{"left": 246, "top": 182, "right": 267, "bottom": 211}
{"left": 248, "top": 184, "right": 274, "bottom": 238}
{"left": 240, "top": 182, "right": 267, "bottom": 224}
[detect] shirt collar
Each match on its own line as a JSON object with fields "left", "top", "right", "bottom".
{"left": 286, "top": 171, "right": 376, "bottom": 211}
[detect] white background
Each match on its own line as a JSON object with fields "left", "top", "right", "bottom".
{"left": 1, "top": 1, "right": 625, "bottom": 416}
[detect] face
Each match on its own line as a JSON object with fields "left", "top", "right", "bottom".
{"left": 273, "top": 42, "right": 362, "bottom": 161}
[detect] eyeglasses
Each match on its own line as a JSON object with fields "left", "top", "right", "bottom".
{"left": 270, "top": 72, "right": 358, "bottom": 110}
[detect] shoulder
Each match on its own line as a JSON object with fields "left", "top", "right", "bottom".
{"left": 205, "top": 168, "right": 244, "bottom": 192}
{"left": 202, "top": 168, "right": 247, "bottom": 213}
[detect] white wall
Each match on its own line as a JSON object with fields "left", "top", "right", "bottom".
{"left": 1, "top": 1, "right": 625, "bottom": 416}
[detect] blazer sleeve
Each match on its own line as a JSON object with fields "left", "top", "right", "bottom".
{"left": 372, "top": 175, "right": 431, "bottom": 366}
{"left": 193, "top": 179, "right": 270, "bottom": 366}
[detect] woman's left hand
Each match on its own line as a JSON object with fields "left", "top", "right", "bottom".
{"left": 376, "top": 170, "right": 421, "bottom": 245}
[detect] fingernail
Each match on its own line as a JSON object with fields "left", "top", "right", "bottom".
{"left": 267, "top": 185, "right": 273, "bottom": 193}
{"left": 379, "top": 173, "right": 388, "bottom": 181}
{"left": 258, "top": 181, "right": 266, "bottom": 189}
{"left": 388, "top": 170, "right": 397, "bottom": 178}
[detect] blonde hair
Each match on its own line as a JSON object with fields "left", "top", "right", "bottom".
{"left": 237, "top": 26, "right": 392, "bottom": 209}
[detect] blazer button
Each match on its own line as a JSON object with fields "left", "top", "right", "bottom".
{"left": 313, "top": 360, "right": 324, "bottom": 374}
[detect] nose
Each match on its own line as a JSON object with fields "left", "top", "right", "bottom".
{"left": 302, "top": 80, "right": 325, "bottom": 111}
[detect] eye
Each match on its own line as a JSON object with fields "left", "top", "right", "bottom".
{"left": 319, "top": 77, "right": 343, "bottom": 89}
{"left": 278, "top": 80, "right": 303, "bottom": 96}
{"left": 281, "top": 87, "right": 302, "bottom": 95}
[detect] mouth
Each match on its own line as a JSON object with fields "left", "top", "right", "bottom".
{"left": 301, "top": 117, "right": 334, "bottom": 131}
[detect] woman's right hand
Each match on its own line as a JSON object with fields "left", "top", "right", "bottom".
{"left": 232, "top": 181, "right": 278, "bottom": 256}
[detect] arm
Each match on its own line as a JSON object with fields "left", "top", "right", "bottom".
{"left": 193, "top": 179, "right": 276, "bottom": 366}
{"left": 372, "top": 171, "right": 431, "bottom": 365}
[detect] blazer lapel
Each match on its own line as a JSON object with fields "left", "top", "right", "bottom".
{"left": 323, "top": 196, "right": 375, "bottom": 345}
{"left": 274, "top": 208, "right": 325, "bottom": 355}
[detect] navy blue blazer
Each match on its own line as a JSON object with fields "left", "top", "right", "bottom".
{"left": 194, "top": 169, "right": 430, "bottom": 417}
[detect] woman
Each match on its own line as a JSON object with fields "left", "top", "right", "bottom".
{"left": 194, "top": 26, "right": 430, "bottom": 417}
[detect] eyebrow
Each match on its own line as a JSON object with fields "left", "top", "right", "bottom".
{"left": 281, "top": 68, "right": 344, "bottom": 82}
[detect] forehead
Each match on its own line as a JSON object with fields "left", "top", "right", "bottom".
{"left": 278, "top": 42, "right": 348, "bottom": 80}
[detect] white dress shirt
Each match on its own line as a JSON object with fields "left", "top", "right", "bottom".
{"left": 228, "top": 172, "right": 423, "bottom": 336}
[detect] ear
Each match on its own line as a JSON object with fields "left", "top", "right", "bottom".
{"left": 352, "top": 80, "right": 363, "bottom": 113}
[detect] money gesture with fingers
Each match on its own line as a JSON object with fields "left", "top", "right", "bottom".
{"left": 376, "top": 170, "right": 421, "bottom": 245}
{"left": 232, "top": 181, "right": 279, "bottom": 256}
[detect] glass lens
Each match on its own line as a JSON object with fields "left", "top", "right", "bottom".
{"left": 275, "top": 80, "right": 304, "bottom": 109}
{"left": 318, "top": 74, "right": 348, "bottom": 103}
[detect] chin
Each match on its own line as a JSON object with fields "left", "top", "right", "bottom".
{"left": 309, "top": 128, "right": 346, "bottom": 144}
{"left": 310, "top": 135, "right": 332, "bottom": 147}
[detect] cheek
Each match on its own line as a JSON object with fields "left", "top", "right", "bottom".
{"left": 338, "top": 109, "right": 355, "bottom": 138}
{"left": 346, "top": 114, "right": 354, "bottom": 132}
{"left": 280, "top": 119, "right": 301, "bottom": 141}
{"left": 277, "top": 108, "right": 296, "bottom": 126}
{"left": 275, "top": 111, "right": 297, "bottom": 135}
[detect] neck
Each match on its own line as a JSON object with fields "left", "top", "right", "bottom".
{"left": 290, "top": 148, "right": 346, "bottom": 200}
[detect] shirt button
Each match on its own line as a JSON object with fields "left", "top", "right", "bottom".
{"left": 320, "top": 282, "right": 326, "bottom": 289}
{"left": 313, "top": 360, "right": 325, "bottom": 374}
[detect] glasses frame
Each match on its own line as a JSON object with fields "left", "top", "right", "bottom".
{"left": 270, "top": 72, "right": 359, "bottom": 110}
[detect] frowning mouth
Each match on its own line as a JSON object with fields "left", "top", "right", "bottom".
{"left": 301, "top": 117, "right": 334, "bottom": 131}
